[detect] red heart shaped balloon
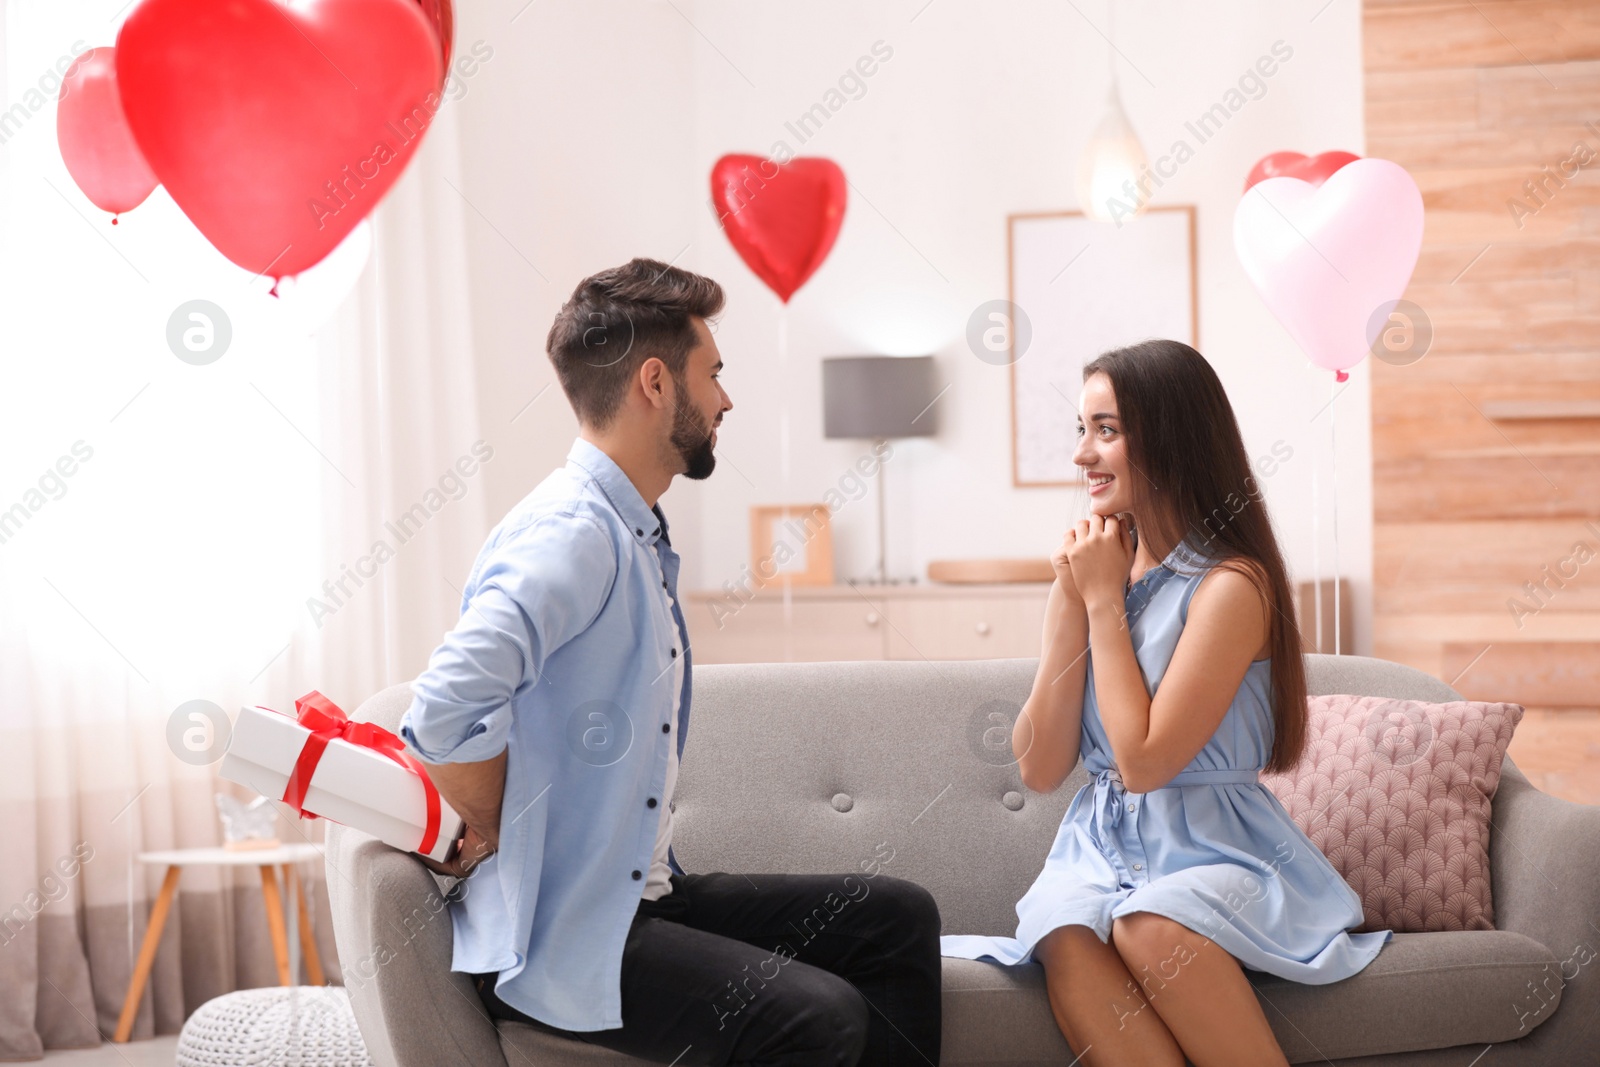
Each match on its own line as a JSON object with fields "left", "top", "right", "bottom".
{"left": 1244, "top": 151, "right": 1360, "bottom": 194}
{"left": 416, "top": 0, "right": 454, "bottom": 80}
{"left": 116, "top": 0, "right": 441, "bottom": 278}
{"left": 56, "top": 47, "right": 159, "bottom": 220}
{"left": 711, "top": 154, "right": 846, "bottom": 303}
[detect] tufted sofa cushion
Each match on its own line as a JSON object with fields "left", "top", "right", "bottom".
{"left": 1262, "top": 695, "right": 1524, "bottom": 933}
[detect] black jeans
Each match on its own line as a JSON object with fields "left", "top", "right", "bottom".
{"left": 473, "top": 871, "right": 942, "bottom": 1066}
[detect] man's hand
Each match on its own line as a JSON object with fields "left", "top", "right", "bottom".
{"left": 418, "top": 823, "right": 495, "bottom": 879}
{"left": 413, "top": 748, "right": 507, "bottom": 879}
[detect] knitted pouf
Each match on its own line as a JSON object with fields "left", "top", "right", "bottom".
{"left": 176, "top": 986, "right": 375, "bottom": 1067}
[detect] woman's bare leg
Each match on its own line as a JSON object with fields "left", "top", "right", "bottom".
{"left": 1034, "top": 924, "right": 1186, "bottom": 1066}
{"left": 1109, "top": 912, "right": 1290, "bottom": 1067}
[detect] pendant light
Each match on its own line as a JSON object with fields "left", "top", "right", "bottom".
{"left": 1075, "top": 0, "right": 1149, "bottom": 223}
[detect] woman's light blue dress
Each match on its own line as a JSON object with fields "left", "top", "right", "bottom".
{"left": 941, "top": 538, "right": 1392, "bottom": 984}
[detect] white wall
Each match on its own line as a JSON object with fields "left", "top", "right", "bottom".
{"left": 448, "top": 0, "right": 700, "bottom": 528}
{"left": 453, "top": 0, "right": 1374, "bottom": 654}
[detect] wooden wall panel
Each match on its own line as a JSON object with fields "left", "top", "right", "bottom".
{"left": 1375, "top": 457, "right": 1600, "bottom": 521}
{"left": 1413, "top": 242, "right": 1600, "bottom": 287}
{"left": 1478, "top": 62, "right": 1600, "bottom": 127}
{"left": 1366, "top": 3, "right": 1600, "bottom": 71}
{"left": 1375, "top": 379, "right": 1600, "bottom": 451}
{"left": 1366, "top": 0, "right": 1600, "bottom": 707}
{"left": 1373, "top": 519, "right": 1600, "bottom": 615}
{"left": 1443, "top": 642, "right": 1600, "bottom": 704}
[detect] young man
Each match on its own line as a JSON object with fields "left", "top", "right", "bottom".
{"left": 399, "top": 258, "right": 942, "bottom": 1066}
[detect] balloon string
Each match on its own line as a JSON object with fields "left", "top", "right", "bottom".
{"left": 1330, "top": 375, "right": 1341, "bottom": 656}
{"left": 778, "top": 303, "right": 793, "bottom": 661}
{"left": 1311, "top": 380, "right": 1322, "bottom": 654}
{"left": 779, "top": 304, "right": 790, "bottom": 486}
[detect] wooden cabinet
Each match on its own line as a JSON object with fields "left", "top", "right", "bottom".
{"left": 685, "top": 583, "right": 1052, "bottom": 664}
{"left": 687, "top": 579, "right": 1356, "bottom": 664}
{"left": 688, "top": 594, "right": 892, "bottom": 663}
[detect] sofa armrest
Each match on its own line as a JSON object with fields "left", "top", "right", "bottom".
{"left": 326, "top": 825, "right": 508, "bottom": 1067}
{"left": 1487, "top": 760, "right": 1600, "bottom": 1054}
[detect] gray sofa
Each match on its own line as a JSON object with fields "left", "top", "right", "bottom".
{"left": 326, "top": 655, "right": 1599, "bottom": 1065}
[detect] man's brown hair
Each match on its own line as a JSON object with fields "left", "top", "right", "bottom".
{"left": 545, "top": 258, "right": 725, "bottom": 429}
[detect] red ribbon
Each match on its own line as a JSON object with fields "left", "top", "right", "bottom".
{"left": 278, "top": 690, "right": 444, "bottom": 857}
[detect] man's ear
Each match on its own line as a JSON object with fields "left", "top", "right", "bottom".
{"left": 638, "top": 357, "right": 670, "bottom": 412}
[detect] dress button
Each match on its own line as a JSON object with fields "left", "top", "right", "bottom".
{"left": 661, "top": 723, "right": 670, "bottom": 733}
{"left": 631, "top": 870, "right": 642, "bottom": 880}
{"left": 647, "top": 798, "right": 658, "bottom": 808}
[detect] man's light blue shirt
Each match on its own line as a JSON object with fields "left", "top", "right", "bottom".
{"left": 399, "top": 436, "right": 692, "bottom": 1032}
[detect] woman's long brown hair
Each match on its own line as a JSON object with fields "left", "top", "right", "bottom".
{"left": 1082, "top": 339, "right": 1307, "bottom": 774}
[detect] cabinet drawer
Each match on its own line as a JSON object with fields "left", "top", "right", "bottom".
{"left": 888, "top": 595, "right": 1046, "bottom": 660}
{"left": 686, "top": 596, "right": 889, "bottom": 663}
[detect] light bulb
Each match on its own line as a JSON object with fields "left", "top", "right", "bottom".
{"left": 1076, "top": 86, "right": 1150, "bottom": 224}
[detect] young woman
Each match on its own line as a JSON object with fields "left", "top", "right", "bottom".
{"left": 941, "top": 340, "right": 1391, "bottom": 1066}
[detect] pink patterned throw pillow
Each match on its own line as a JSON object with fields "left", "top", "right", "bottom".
{"left": 1262, "top": 694, "right": 1524, "bottom": 934}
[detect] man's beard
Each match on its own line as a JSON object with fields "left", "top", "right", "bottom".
{"left": 670, "top": 396, "right": 717, "bottom": 480}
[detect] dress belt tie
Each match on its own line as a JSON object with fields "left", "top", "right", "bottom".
{"left": 1101, "top": 766, "right": 1261, "bottom": 789}
{"left": 1090, "top": 766, "right": 1262, "bottom": 852}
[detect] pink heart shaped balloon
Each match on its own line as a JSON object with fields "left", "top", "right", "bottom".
{"left": 1233, "top": 158, "right": 1424, "bottom": 379}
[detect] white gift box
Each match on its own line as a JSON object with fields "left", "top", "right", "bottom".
{"left": 220, "top": 704, "right": 464, "bottom": 862}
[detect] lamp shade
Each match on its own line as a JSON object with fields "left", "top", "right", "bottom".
{"left": 1076, "top": 85, "right": 1149, "bottom": 224}
{"left": 821, "top": 355, "right": 940, "bottom": 439}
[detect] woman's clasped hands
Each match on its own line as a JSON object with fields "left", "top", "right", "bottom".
{"left": 1051, "top": 514, "right": 1136, "bottom": 611}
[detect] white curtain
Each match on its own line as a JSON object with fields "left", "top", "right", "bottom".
{"left": 0, "top": 0, "right": 486, "bottom": 1055}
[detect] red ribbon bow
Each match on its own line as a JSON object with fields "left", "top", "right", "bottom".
{"left": 279, "top": 690, "right": 443, "bottom": 857}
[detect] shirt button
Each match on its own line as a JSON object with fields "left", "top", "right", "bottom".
{"left": 647, "top": 798, "right": 658, "bottom": 808}
{"left": 1128, "top": 803, "right": 1136, "bottom": 812}
{"left": 631, "top": 870, "right": 642, "bottom": 880}
{"left": 635, "top": 528, "right": 643, "bottom": 537}
{"left": 661, "top": 723, "right": 670, "bottom": 733}
{"left": 1133, "top": 863, "right": 1143, "bottom": 871}
{"left": 670, "top": 648, "right": 677, "bottom": 658}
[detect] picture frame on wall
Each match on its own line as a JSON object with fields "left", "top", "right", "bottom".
{"left": 748, "top": 504, "right": 835, "bottom": 587}
{"left": 1007, "top": 205, "right": 1198, "bottom": 487}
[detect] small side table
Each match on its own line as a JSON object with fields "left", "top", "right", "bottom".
{"left": 113, "top": 842, "right": 325, "bottom": 1043}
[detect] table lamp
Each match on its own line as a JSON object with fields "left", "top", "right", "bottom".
{"left": 821, "top": 355, "right": 940, "bottom": 584}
